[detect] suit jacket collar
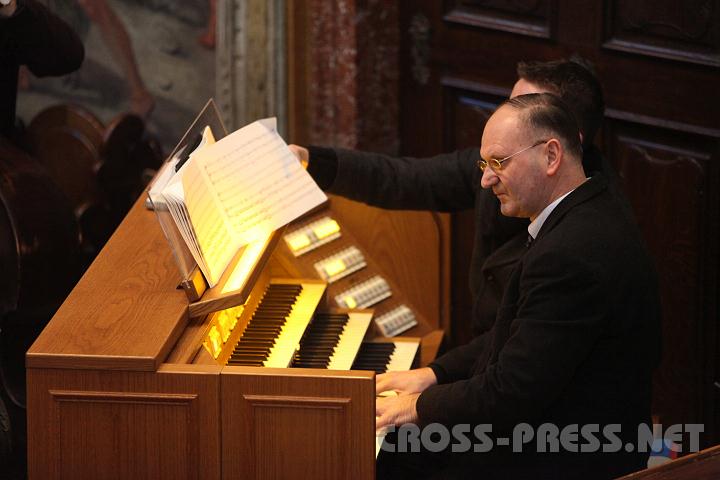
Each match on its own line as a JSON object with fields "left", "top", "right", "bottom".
{"left": 534, "top": 174, "right": 609, "bottom": 243}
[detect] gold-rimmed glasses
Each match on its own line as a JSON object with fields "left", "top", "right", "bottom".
{"left": 477, "top": 139, "right": 549, "bottom": 172}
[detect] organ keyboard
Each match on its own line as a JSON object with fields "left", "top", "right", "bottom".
{"left": 352, "top": 339, "right": 420, "bottom": 373}
{"left": 226, "top": 280, "right": 325, "bottom": 368}
{"left": 293, "top": 311, "right": 373, "bottom": 370}
{"left": 26, "top": 194, "right": 443, "bottom": 479}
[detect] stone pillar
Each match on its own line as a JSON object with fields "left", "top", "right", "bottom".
{"left": 289, "top": 0, "right": 400, "bottom": 153}
{"left": 216, "top": 0, "right": 287, "bottom": 135}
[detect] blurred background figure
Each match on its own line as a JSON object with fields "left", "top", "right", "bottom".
{"left": 75, "top": 0, "right": 155, "bottom": 117}
{"left": 0, "top": 0, "right": 84, "bottom": 140}
{"left": 1, "top": 2, "right": 84, "bottom": 477}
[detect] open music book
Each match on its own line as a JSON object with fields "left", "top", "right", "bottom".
{"left": 149, "top": 117, "right": 327, "bottom": 287}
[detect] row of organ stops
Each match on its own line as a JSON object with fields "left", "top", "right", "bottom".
{"left": 228, "top": 284, "right": 303, "bottom": 366}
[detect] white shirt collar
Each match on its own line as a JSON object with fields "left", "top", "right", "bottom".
{"left": 528, "top": 179, "right": 588, "bottom": 240}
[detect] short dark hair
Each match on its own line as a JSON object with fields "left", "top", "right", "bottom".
{"left": 500, "top": 93, "right": 584, "bottom": 161}
{"left": 516, "top": 58, "right": 604, "bottom": 146}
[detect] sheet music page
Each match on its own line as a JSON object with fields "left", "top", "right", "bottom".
{"left": 162, "top": 176, "right": 207, "bottom": 277}
{"left": 187, "top": 117, "right": 327, "bottom": 247}
{"left": 159, "top": 126, "right": 233, "bottom": 287}
{"left": 181, "top": 159, "right": 236, "bottom": 287}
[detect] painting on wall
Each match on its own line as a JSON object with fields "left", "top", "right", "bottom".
{"left": 16, "top": 0, "right": 217, "bottom": 153}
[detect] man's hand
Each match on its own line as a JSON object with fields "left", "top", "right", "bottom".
{"left": 376, "top": 392, "right": 420, "bottom": 430}
{"left": 376, "top": 367, "right": 437, "bottom": 396}
{"left": 288, "top": 144, "right": 309, "bottom": 169}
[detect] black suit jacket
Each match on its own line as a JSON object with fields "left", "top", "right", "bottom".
{"left": 417, "top": 175, "right": 660, "bottom": 478}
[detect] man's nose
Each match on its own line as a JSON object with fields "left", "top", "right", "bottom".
{"left": 480, "top": 166, "right": 498, "bottom": 189}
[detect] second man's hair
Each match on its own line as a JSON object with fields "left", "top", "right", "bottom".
{"left": 517, "top": 58, "right": 604, "bottom": 147}
{"left": 501, "top": 93, "right": 584, "bottom": 161}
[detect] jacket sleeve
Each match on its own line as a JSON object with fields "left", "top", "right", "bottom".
{"left": 1, "top": 0, "right": 84, "bottom": 76}
{"left": 428, "top": 332, "right": 491, "bottom": 384}
{"left": 416, "top": 247, "right": 607, "bottom": 431}
{"left": 306, "top": 146, "right": 481, "bottom": 213}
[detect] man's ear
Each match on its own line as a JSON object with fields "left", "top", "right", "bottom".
{"left": 545, "top": 139, "right": 562, "bottom": 176}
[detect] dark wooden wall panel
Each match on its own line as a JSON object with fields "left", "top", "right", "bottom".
{"left": 605, "top": 119, "right": 718, "bottom": 432}
{"left": 603, "top": 0, "right": 720, "bottom": 67}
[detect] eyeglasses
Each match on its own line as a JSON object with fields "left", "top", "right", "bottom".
{"left": 477, "top": 139, "right": 549, "bottom": 172}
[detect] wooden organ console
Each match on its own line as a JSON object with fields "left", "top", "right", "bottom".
{"left": 26, "top": 190, "right": 443, "bottom": 479}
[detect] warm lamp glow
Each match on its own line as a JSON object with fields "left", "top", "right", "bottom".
{"left": 313, "top": 219, "right": 340, "bottom": 239}
{"left": 323, "top": 258, "right": 346, "bottom": 277}
{"left": 221, "top": 233, "right": 273, "bottom": 294}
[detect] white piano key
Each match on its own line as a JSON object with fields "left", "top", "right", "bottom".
{"left": 385, "top": 340, "right": 420, "bottom": 372}
{"left": 326, "top": 311, "right": 373, "bottom": 370}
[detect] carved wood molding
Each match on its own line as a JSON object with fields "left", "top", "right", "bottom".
{"left": 49, "top": 389, "right": 198, "bottom": 404}
{"left": 216, "top": 0, "right": 287, "bottom": 134}
{"left": 602, "top": 0, "right": 720, "bottom": 67}
{"left": 243, "top": 394, "right": 352, "bottom": 409}
{"left": 605, "top": 108, "right": 720, "bottom": 139}
{"left": 443, "top": 0, "right": 556, "bottom": 39}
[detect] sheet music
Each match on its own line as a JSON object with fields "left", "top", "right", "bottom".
{"left": 167, "top": 118, "right": 326, "bottom": 287}
{"left": 182, "top": 159, "right": 236, "bottom": 286}
{"left": 186, "top": 117, "right": 327, "bottom": 252}
{"left": 154, "top": 126, "right": 232, "bottom": 286}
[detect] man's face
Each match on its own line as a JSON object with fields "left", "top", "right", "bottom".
{"left": 480, "top": 106, "right": 547, "bottom": 220}
{"left": 510, "top": 78, "right": 549, "bottom": 98}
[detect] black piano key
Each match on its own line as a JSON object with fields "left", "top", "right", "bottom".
{"left": 351, "top": 342, "right": 396, "bottom": 372}
{"left": 231, "top": 355, "right": 268, "bottom": 362}
{"left": 245, "top": 325, "right": 285, "bottom": 331}
{"left": 294, "top": 362, "right": 329, "bottom": 368}
{"left": 227, "top": 359, "right": 265, "bottom": 366}
{"left": 236, "top": 339, "right": 275, "bottom": 346}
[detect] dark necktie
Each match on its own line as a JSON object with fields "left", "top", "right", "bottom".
{"left": 525, "top": 234, "right": 534, "bottom": 249}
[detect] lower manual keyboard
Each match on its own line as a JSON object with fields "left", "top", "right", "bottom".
{"left": 293, "top": 311, "right": 372, "bottom": 370}
{"left": 351, "top": 339, "right": 420, "bottom": 373}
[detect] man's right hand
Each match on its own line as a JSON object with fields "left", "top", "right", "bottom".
{"left": 288, "top": 144, "right": 309, "bottom": 169}
{"left": 376, "top": 367, "right": 438, "bottom": 396}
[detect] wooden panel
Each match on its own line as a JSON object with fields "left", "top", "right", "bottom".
{"left": 604, "top": 118, "right": 719, "bottom": 436}
{"left": 244, "top": 395, "right": 350, "bottom": 479}
{"left": 53, "top": 391, "right": 196, "bottom": 479}
{"left": 443, "top": 0, "right": 557, "bottom": 39}
{"left": 26, "top": 365, "right": 221, "bottom": 480}
{"left": 617, "top": 444, "right": 720, "bottom": 479}
{"left": 603, "top": 0, "right": 720, "bottom": 67}
{"left": 221, "top": 367, "right": 374, "bottom": 480}
{"left": 26, "top": 196, "right": 189, "bottom": 371}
